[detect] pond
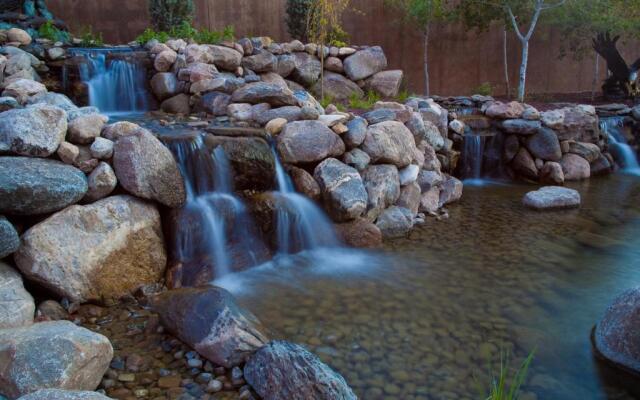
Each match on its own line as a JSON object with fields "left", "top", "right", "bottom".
{"left": 217, "top": 175, "right": 640, "bottom": 400}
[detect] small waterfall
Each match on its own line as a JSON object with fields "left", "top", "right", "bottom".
{"left": 600, "top": 117, "right": 640, "bottom": 174}
{"left": 271, "top": 147, "right": 340, "bottom": 254}
{"left": 66, "top": 48, "right": 150, "bottom": 114}
{"left": 461, "top": 133, "right": 486, "bottom": 183}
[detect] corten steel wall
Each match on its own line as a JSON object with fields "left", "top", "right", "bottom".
{"left": 48, "top": 0, "right": 640, "bottom": 96}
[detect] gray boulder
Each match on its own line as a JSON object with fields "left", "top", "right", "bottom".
{"left": 0, "top": 216, "right": 19, "bottom": 259}
{"left": 375, "top": 206, "right": 414, "bottom": 238}
{"left": 343, "top": 116, "right": 367, "bottom": 149}
{"left": 568, "top": 141, "right": 601, "bottom": 163}
{"left": 208, "top": 45, "right": 243, "bottom": 71}
{"left": 0, "top": 97, "right": 21, "bottom": 112}
{"left": 363, "top": 108, "right": 396, "bottom": 125}
{"left": 361, "top": 121, "right": 416, "bottom": 168}
{"left": 560, "top": 153, "right": 590, "bottom": 181}
{"left": 231, "top": 83, "right": 298, "bottom": 107}
{"left": 312, "top": 71, "right": 363, "bottom": 102}
{"left": 343, "top": 46, "right": 387, "bottom": 81}
{"left": 526, "top": 128, "right": 561, "bottom": 161}
{"left": 67, "top": 114, "right": 109, "bottom": 145}
{"left": 276, "top": 54, "right": 296, "bottom": 77}
{"left": 242, "top": 50, "right": 277, "bottom": 72}
{"left": 290, "top": 52, "right": 322, "bottom": 86}
{"left": 314, "top": 158, "right": 367, "bottom": 222}
{"left": 0, "top": 262, "right": 34, "bottom": 329}
{"left": 196, "top": 91, "right": 231, "bottom": 116}
{"left": 276, "top": 121, "right": 345, "bottom": 164}
{"left": 363, "top": 164, "right": 400, "bottom": 220}
{"left": 25, "top": 92, "right": 77, "bottom": 112}
{"left": 439, "top": 176, "right": 463, "bottom": 207}
{"left": 0, "top": 157, "right": 87, "bottom": 216}
{"left": 500, "top": 119, "right": 541, "bottom": 135}
{"left": 342, "top": 148, "right": 370, "bottom": 171}
{"left": 244, "top": 340, "right": 357, "bottom": 400}
{"left": 161, "top": 93, "right": 191, "bottom": 114}
{"left": 365, "top": 70, "right": 403, "bottom": 98}
{"left": 512, "top": 148, "right": 539, "bottom": 180}
{"left": 0, "top": 105, "right": 67, "bottom": 157}
{"left": 523, "top": 186, "right": 580, "bottom": 210}
{"left": 255, "top": 106, "right": 302, "bottom": 126}
{"left": 18, "top": 389, "right": 113, "bottom": 400}
{"left": 150, "top": 72, "right": 179, "bottom": 101}
{"left": 84, "top": 162, "right": 117, "bottom": 202}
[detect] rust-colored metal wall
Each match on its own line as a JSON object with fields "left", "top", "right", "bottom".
{"left": 48, "top": 0, "right": 640, "bottom": 96}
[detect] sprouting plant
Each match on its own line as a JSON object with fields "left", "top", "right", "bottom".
{"left": 135, "top": 23, "right": 234, "bottom": 45}
{"left": 38, "top": 20, "right": 71, "bottom": 43}
{"left": 396, "top": 88, "right": 411, "bottom": 103}
{"left": 473, "top": 82, "right": 494, "bottom": 96}
{"left": 320, "top": 95, "right": 336, "bottom": 109}
{"left": 348, "top": 90, "right": 381, "bottom": 110}
{"left": 482, "top": 349, "right": 535, "bottom": 400}
{"left": 79, "top": 26, "right": 104, "bottom": 47}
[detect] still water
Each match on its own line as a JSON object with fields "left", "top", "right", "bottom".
{"left": 221, "top": 175, "right": 640, "bottom": 400}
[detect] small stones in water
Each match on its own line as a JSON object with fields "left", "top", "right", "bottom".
{"left": 206, "top": 379, "right": 223, "bottom": 393}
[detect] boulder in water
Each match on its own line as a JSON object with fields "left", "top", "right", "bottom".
{"left": 0, "top": 262, "right": 34, "bottom": 329}
{"left": 0, "top": 104, "right": 67, "bottom": 157}
{"left": 540, "top": 161, "right": 565, "bottom": 185}
{"left": 523, "top": 186, "right": 580, "bottom": 210}
{"left": 314, "top": 158, "right": 368, "bottom": 222}
{"left": 439, "top": 176, "right": 463, "bottom": 207}
{"left": 375, "top": 206, "right": 414, "bottom": 238}
{"left": 560, "top": 153, "right": 590, "bottom": 181}
{"left": 334, "top": 218, "right": 382, "bottom": 248}
{"left": 526, "top": 128, "right": 562, "bottom": 161}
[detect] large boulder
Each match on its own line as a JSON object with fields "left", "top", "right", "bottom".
{"left": 255, "top": 106, "right": 303, "bottom": 126}
{"left": 540, "top": 161, "right": 565, "bottom": 185}
{"left": 208, "top": 45, "right": 243, "bottom": 71}
{"left": 160, "top": 94, "right": 191, "bottom": 114}
{"left": 113, "top": 129, "right": 186, "bottom": 208}
{"left": 14, "top": 195, "right": 166, "bottom": 303}
{"left": 438, "top": 176, "right": 463, "bottom": 207}
{"left": 361, "top": 121, "right": 416, "bottom": 168}
{"left": 244, "top": 340, "right": 357, "bottom": 400}
{"left": 150, "top": 72, "right": 180, "bottom": 100}
{"left": 375, "top": 206, "right": 414, "bottom": 238}
{"left": 334, "top": 218, "right": 382, "bottom": 248}
{"left": 343, "top": 116, "right": 367, "bottom": 149}
{"left": 290, "top": 52, "right": 322, "bottom": 86}
{"left": 276, "top": 121, "right": 345, "bottom": 164}
{"left": 0, "top": 321, "right": 113, "bottom": 399}
{"left": 512, "top": 148, "right": 539, "bottom": 181}
{"left": 0, "top": 262, "right": 34, "bottom": 329}
{"left": 313, "top": 158, "right": 367, "bottom": 222}
{"left": 553, "top": 106, "right": 599, "bottom": 142}
{"left": 25, "top": 92, "right": 77, "bottom": 112}
{"left": 150, "top": 287, "right": 268, "bottom": 368}
{"left": 0, "top": 157, "right": 87, "bottom": 216}
{"left": 242, "top": 50, "right": 277, "bottom": 72}
{"left": 0, "top": 105, "right": 67, "bottom": 157}
{"left": 485, "top": 101, "right": 525, "bottom": 119}
{"left": 568, "top": 141, "right": 601, "bottom": 163}
{"left": 17, "top": 390, "right": 113, "bottom": 400}
{"left": 312, "top": 72, "right": 363, "bottom": 102}
{"left": 500, "top": 119, "right": 541, "bottom": 135}
{"left": 2, "top": 79, "right": 47, "bottom": 104}
{"left": 289, "top": 166, "right": 320, "bottom": 201}
{"left": 195, "top": 91, "right": 231, "bottom": 116}
{"left": 67, "top": 114, "right": 109, "bottom": 145}
{"left": 523, "top": 186, "right": 580, "bottom": 210}
{"left": 365, "top": 70, "right": 403, "bottom": 98}
{"left": 0, "top": 216, "right": 19, "bottom": 259}
{"left": 397, "top": 181, "right": 421, "bottom": 216}
{"left": 560, "top": 153, "right": 590, "bottom": 181}
{"left": 231, "top": 83, "right": 298, "bottom": 107}
{"left": 363, "top": 164, "right": 400, "bottom": 220}
{"left": 526, "top": 128, "right": 562, "bottom": 161}
{"left": 594, "top": 287, "right": 640, "bottom": 375}
{"left": 343, "top": 46, "right": 387, "bottom": 81}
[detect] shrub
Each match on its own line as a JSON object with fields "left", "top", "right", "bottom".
{"left": 38, "top": 20, "right": 71, "bottom": 43}
{"left": 286, "top": 0, "right": 313, "bottom": 41}
{"left": 135, "top": 23, "right": 234, "bottom": 45}
{"left": 473, "top": 82, "right": 494, "bottom": 96}
{"left": 348, "top": 90, "right": 381, "bottom": 110}
{"left": 149, "top": 0, "right": 195, "bottom": 32}
{"left": 78, "top": 26, "right": 104, "bottom": 47}
{"left": 482, "top": 349, "right": 535, "bottom": 400}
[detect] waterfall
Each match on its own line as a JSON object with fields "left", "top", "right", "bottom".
{"left": 66, "top": 48, "right": 150, "bottom": 114}
{"left": 271, "top": 147, "right": 340, "bottom": 254}
{"left": 461, "top": 133, "right": 486, "bottom": 183}
{"left": 600, "top": 117, "right": 640, "bottom": 175}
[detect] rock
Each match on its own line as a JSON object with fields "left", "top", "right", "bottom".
{"left": 0, "top": 321, "right": 112, "bottom": 399}
{"left": 375, "top": 206, "right": 413, "bottom": 238}
{"left": 276, "top": 54, "right": 296, "bottom": 77}
{"left": 25, "top": 92, "right": 77, "bottom": 112}
{"left": 260, "top": 72, "right": 288, "bottom": 89}
{"left": 35, "top": 300, "right": 68, "bottom": 322}
{"left": 293, "top": 90, "right": 324, "bottom": 115}
{"left": 227, "top": 103, "right": 253, "bottom": 121}
{"left": 334, "top": 218, "right": 382, "bottom": 248}
{"left": 365, "top": 70, "right": 403, "bottom": 98}
{"left": 397, "top": 181, "right": 421, "bottom": 216}
{"left": 289, "top": 166, "right": 320, "bottom": 201}
{"left": 231, "top": 83, "right": 298, "bottom": 106}
{"left": 591, "top": 153, "right": 613, "bottom": 176}
{"left": 67, "top": 107, "right": 100, "bottom": 122}
{"left": 324, "top": 56, "right": 343, "bottom": 73}
{"left": 568, "top": 141, "right": 601, "bottom": 163}
{"left": 422, "top": 143, "right": 441, "bottom": 171}
{"left": 0, "top": 215, "right": 19, "bottom": 258}
{"left": 0, "top": 105, "right": 67, "bottom": 157}
{"left": 68, "top": 114, "right": 109, "bottom": 145}
{"left": 190, "top": 77, "right": 244, "bottom": 94}
{"left": 314, "top": 158, "right": 367, "bottom": 222}
{"left": 14, "top": 195, "right": 166, "bottom": 303}
{"left": 89, "top": 137, "right": 114, "bottom": 160}
{"left": 523, "top": 186, "right": 580, "bottom": 210}
{"left": 7, "top": 28, "right": 32, "bottom": 45}
{"left": 196, "top": 91, "right": 231, "bottom": 116}
{"left": 150, "top": 72, "right": 179, "bottom": 100}
{"left": 0, "top": 97, "right": 21, "bottom": 112}
{"left": 343, "top": 117, "right": 367, "bottom": 149}
{"left": 84, "top": 162, "right": 117, "bottom": 202}
{"left": 318, "top": 114, "right": 348, "bottom": 127}
{"left": 265, "top": 118, "right": 288, "bottom": 135}
{"left": 560, "top": 153, "right": 590, "bottom": 181}
{"left": 540, "top": 161, "right": 564, "bottom": 185}
{"left": 503, "top": 134, "right": 520, "bottom": 163}
{"left": 290, "top": 52, "right": 322, "bottom": 86}
{"left": 419, "top": 187, "right": 441, "bottom": 213}
{"left": 255, "top": 106, "right": 302, "bottom": 126}
{"left": 449, "top": 119, "right": 465, "bottom": 135}
{"left": 632, "top": 105, "right": 640, "bottom": 120}
{"left": 0, "top": 157, "right": 87, "bottom": 216}
{"left": 512, "top": 148, "right": 539, "bottom": 180}
{"left": 113, "top": 129, "right": 186, "bottom": 208}
{"left": 101, "top": 121, "right": 143, "bottom": 141}
{"left": 0, "top": 262, "right": 34, "bottom": 329}
{"left": 522, "top": 106, "right": 541, "bottom": 120}
{"left": 363, "top": 165, "right": 400, "bottom": 220}
{"left": 399, "top": 164, "right": 420, "bottom": 185}
{"left": 18, "top": 389, "right": 114, "bottom": 400}
{"left": 312, "top": 71, "right": 363, "bottom": 102}
{"left": 363, "top": 108, "right": 396, "bottom": 125}
{"left": 244, "top": 340, "right": 356, "bottom": 400}
{"left": 594, "top": 287, "right": 640, "bottom": 375}
{"left": 541, "top": 109, "right": 565, "bottom": 129}
{"left": 276, "top": 121, "right": 345, "bottom": 164}
{"left": 161, "top": 94, "right": 191, "bottom": 114}
{"left": 526, "top": 128, "right": 562, "bottom": 161}
{"left": 361, "top": 121, "right": 416, "bottom": 168}
{"left": 343, "top": 46, "right": 387, "bottom": 81}
{"left": 500, "top": 119, "right": 541, "bottom": 135}
{"left": 242, "top": 50, "right": 277, "bottom": 72}
{"left": 208, "top": 45, "right": 243, "bottom": 71}
{"left": 178, "top": 62, "right": 218, "bottom": 82}
{"left": 151, "top": 287, "right": 268, "bottom": 368}
{"left": 485, "top": 101, "right": 525, "bottom": 119}
{"left": 342, "top": 148, "right": 370, "bottom": 171}
{"left": 417, "top": 170, "right": 444, "bottom": 192}
{"left": 438, "top": 176, "right": 463, "bottom": 207}
{"left": 154, "top": 49, "right": 178, "bottom": 72}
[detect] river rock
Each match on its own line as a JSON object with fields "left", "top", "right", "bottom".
{"left": 512, "top": 148, "right": 539, "bottom": 180}
{"left": 365, "top": 70, "right": 403, "bottom": 98}
{"left": 161, "top": 93, "right": 191, "bottom": 114}
{"left": 0, "top": 216, "right": 19, "bottom": 259}
{"left": 255, "top": 106, "right": 302, "bottom": 125}
{"left": 0, "top": 105, "right": 67, "bottom": 157}
{"left": 363, "top": 108, "right": 396, "bottom": 125}
{"left": 438, "top": 176, "right": 463, "bottom": 206}
{"left": 399, "top": 164, "right": 420, "bottom": 185}
{"left": 523, "top": 186, "right": 580, "bottom": 210}
{"left": 0, "top": 157, "right": 87, "bottom": 216}
{"left": 568, "top": 141, "right": 601, "bottom": 163}
{"left": 195, "top": 91, "right": 231, "bottom": 116}
{"left": 397, "top": 181, "right": 421, "bottom": 216}
{"left": 417, "top": 169, "right": 444, "bottom": 192}
{"left": 14, "top": 195, "right": 166, "bottom": 303}
{"left": 324, "top": 56, "right": 343, "bottom": 73}
{"left": 101, "top": 121, "right": 143, "bottom": 140}
{"left": 84, "top": 162, "right": 117, "bottom": 202}
{"left": 361, "top": 121, "right": 416, "bottom": 168}
{"left": 485, "top": 101, "right": 525, "bottom": 119}
{"left": 67, "top": 114, "right": 109, "bottom": 145}
{"left": 113, "top": 129, "right": 186, "bottom": 208}
{"left": 501, "top": 119, "right": 541, "bottom": 135}
{"left": 334, "top": 218, "right": 382, "bottom": 248}
{"left": 375, "top": 206, "right": 413, "bottom": 238}
{"left": 540, "top": 161, "right": 564, "bottom": 185}
{"left": 420, "top": 187, "right": 441, "bottom": 213}
{"left": 342, "top": 148, "right": 370, "bottom": 171}
{"left": 0, "top": 262, "right": 34, "bottom": 329}
{"left": 312, "top": 71, "right": 363, "bottom": 102}
{"left": 343, "top": 46, "right": 387, "bottom": 81}
{"left": 526, "top": 128, "right": 561, "bottom": 161}
{"left": 288, "top": 166, "right": 320, "bottom": 200}
{"left": 554, "top": 106, "right": 599, "bottom": 142}
{"left": 343, "top": 117, "right": 367, "bottom": 149}
{"left": 7, "top": 28, "right": 32, "bottom": 45}
{"left": 276, "top": 54, "right": 296, "bottom": 77}
{"left": 560, "top": 153, "right": 590, "bottom": 181}
{"left": 89, "top": 137, "right": 114, "bottom": 160}
{"left": 363, "top": 164, "right": 400, "bottom": 220}
{"left": 208, "top": 45, "right": 243, "bottom": 71}
{"left": 178, "top": 62, "right": 218, "bottom": 82}
{"left": 503, "top": 135, "right": 520, "bottom": 163}
{"left": 150, "top": 72, "right": 179, "bottom": 100}
{"left": 314, "top": 158, "right": 367, "bottom": 222}
{"left": 17, "top": 389, "right": 114, "bottom": 400}
{"left": 0, "top": 97, "right": 21, "bottom": 112}
{"left": 151, "top": 286, "right": 268, "bottom": 368}
{"left": 242, "top": 50, "right": 277, "bottom": 72}
{"left": 25, "top": 92, "right": 77, "bottom": 112}
{"left": 591, "top": 153, "right": 613, "bottom": 176}
{"left": 0, "top": 321, "right": 112, "bottom": 399}
{"left": 276, "top": 121, "right": 345, "bottom": 164}
{"left": 2, "top": 79, "right": 47, "bottom": 104}
{"left": 244, "top": 340, "right": 357, "bottom": 400}
{"left": 290, "top": 52, "right": 322, "bottom": 86}
{"left": 154, "top": 49, "right": 177, "bottom": 72}
{"left": 232, "top": 82, "right": 298, "bottom": 106}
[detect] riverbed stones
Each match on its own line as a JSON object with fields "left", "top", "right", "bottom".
{"left": 334, "top": 218, "right": 382, "bottom": 248}
{"left": 17, "top": 389, "right": 114, "bottom": 400}
{"left": 14, "top": 195, "right": 166, "bottom": 303}
{"left": 276, "top": 121, "right": 345, "bottom": 164}
{"left": 84, "top": 162, "right": 117, "bottom": 202}
{"left": 560, "top": 153, "right": 590, "bottom": 181}
{"left": 314, "top": 158, "right": 367, "bottom": 221}
{"left": 568, "top": 141, "right": 601, "bottom": 163}
{"left": 89, "top": 137, "right": 114, "bottom": 160}
{"left": 0, "top": 262, "right": 34, "bottom": 329}
{"left": 0, "top": 105, "right": 67, "bottom": 157}
{"left": 526, "top": 128, "right": 561, "bottom": 161}
{"left": 523, "top": 186, "right": 581, "bottom": 210}
{"left": 150, "top": 286, "right": 268, "bottom": 368}
{"left": 0, "top": 216, "right": 19, "bottom": 259}
{"left": 343, "top": 46, "right": 387, "bottom": 81}
{"left": 540, "top": 161, "right": 565, "bottom": 185}
{"left": 244, "top": 340, "right": 357, "bottom": 400}
{"left": 113, "top": 129, "right": 186, "bottom": 208}
{"left": 67, "top": 114, "right": 109, "bottom": 145}
{"left": 231, "top": 83, "right": 298, "bottom": 106}
{"left": 312, "top": 71, "right": 363, "bottom": 102}
{"left": 361, "top": 121, "right": 416, "bottom": 168}
{"left": 2, "top": 79, "right": 47, "bottom": 104}
{"left": 0, "top": 157, "right": 87, "bottom": 215}
{"left": 593, "top": 287, "right": 640, "bottom": 375}
{"left": 0, "top": 321, "right": 113, "bottom": 399}
{"left": 365, "top": 70, "right": 403, "bottom": 98}
{"left": 363, "top": 165, "right": 401, "bottom": 220}
{"left": 375, "top": 206, "right": 414, "bottom": 238}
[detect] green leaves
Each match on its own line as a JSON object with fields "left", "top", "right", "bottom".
{"left": 149, "top": 0, "right": 195, "bottom": 33}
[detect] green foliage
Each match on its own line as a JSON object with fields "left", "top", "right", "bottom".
{"left": 37, "top": 20, "right": 71, "bottom": 43}
{"left": 135, "top": 23, "right": 235, "bottom": 45}
{"left": 481, "top": 350, "right": 535, "bottom": 400}
{"left": 136, "top": 28, "right": 169, "bottom": 44}
{"left": 473, "top": 82, "right": 494, "bottom": 96}
{"left": 149, "top": 0, "right": 195, "bottom": 32}
{"left": 395, "top": 88, "right": 411, "bottom": 103}
{"left": 385, "top": 0, "right": 448, "bottom": 32}
{"left": 79, "top": 26, "right": 104, "bottom": 47}
{"left": 286, "top": 0, "right": 314, "bottom": 41}
{"left": 348, "top": 90, "right": 381, "bottom": 110}
{"left": 320, "top": 95, "right": 336, "bottom": 109}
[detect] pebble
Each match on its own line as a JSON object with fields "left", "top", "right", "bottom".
{"left": 117, "top": 373, "right": 136, "bottom": 382}
{"left": 195, "top": 372, "right": 212, "bottom": 384}
{"left": 186, "top": 358, "right": 202, "bottom": 368}
{"left": 206, "top": 379, "right": 223, "bottom": 393}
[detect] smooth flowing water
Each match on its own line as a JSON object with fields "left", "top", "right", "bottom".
{"left": 461, "top": 133, "right": 486, "bottom": 183}
{"left": 220, "top": 175, "right": 640, "bottom": 400}
{"left": 601, "top": 117, "right": 640, "bottom": 175}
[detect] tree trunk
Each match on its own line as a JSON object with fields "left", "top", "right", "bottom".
{"left": 518, "top": 39, "right": 529, "bottom": 102}
{"left": 423, "top": 25, "right": 430, "bottom": 97}
{"left": 503, "top": 28, "right": 510, "bottom": 99}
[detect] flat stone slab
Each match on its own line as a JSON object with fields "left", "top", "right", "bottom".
{"left": 523, "top": 186, "right": 580, "bottom": 210}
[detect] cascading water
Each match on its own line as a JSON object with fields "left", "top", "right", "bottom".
{"left": 66, "top": 48, "right": 150, "bottom": 114}
{"left": 461, "top": 133, "right": 485, "bottom": 183}
{"left": 600, "top": 117, "right": 640, "bottom": 175}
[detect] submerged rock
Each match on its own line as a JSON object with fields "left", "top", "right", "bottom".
{"left": 0, "top": 321, "right": 112, "bottom": 399}
{"left": 150, "top": 286, "right": 268, "bottom": 368}
{"left": 375, "top": 206, "right": 414, "bottom": 239}
{"left": 523, "top": 186, "right": 580, "bottom": 210}
{"left": 244, "top": 340, "right": 357, "bottom": 400}
{"left": 314, "top": 158, "right": 367, "bottom": 222}
{"left": 0, "top": 262, "right": 34, "bottom": 329}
